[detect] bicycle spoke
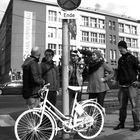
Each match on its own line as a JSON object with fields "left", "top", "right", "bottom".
{"left": 74, "top": 103, "right": 104, "bottom": 139}
{"left": 15, "top": 109, "right": 55, "bottom": 140}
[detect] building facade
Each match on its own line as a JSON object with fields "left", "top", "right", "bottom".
{"left": 0, "top": 0, "right": 140, "bottom": 83}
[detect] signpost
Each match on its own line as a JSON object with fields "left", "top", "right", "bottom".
{"left": 57, "top": 0, "right": 81, "bottom": 139}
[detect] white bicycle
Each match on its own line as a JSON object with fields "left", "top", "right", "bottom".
{"left": 14, "top": 84, "right": 105, "bottom": 140}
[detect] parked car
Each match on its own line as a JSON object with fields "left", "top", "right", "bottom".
{"left": 0, "top": 80, "right": 23, "bottom": 95}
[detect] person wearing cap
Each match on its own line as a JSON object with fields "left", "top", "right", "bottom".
{"left": 69, "top": 50, "right": 84, "bottom": 87}
{"left": 113, "top": 40, "right": 140, "bottom": 131}
{"left": 87, "top": 50, "right": 114, "bottom": 107}
{"left": 69, "top": 50, "right": 85, "bottom": 108}
{"left": 22, "top": 46, "right": 45, "bottom": 108}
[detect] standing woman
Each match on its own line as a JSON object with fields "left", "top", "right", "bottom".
{"left": 87, "top": 50, "right": 114, "bottom": 107}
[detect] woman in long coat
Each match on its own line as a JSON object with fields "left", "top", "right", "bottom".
{"left": 87, "top": 50, "right": 114, "bottom": 107}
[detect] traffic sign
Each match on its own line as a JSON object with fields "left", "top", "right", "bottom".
{"left": 57, "top": 0, "right": 81, "bottom": 11}
{"left": 60, "top": 11, "right": 77, "bottom": 19}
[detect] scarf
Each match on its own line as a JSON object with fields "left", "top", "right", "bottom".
{"left": 88, "top": 58, "right": 104, "bottom": 75}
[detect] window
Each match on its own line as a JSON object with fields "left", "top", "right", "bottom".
{"left": 131, "top": 26, "right": 137, "bottom": 35}
{"left": 82, "top": 46, "right": 89, "bottom": 50}
{"left": 100, "top": 49, "right": 106, "bottom": 59}
{"left": 113, "top": 50, "right": 117, "bottom": 60}
{"left": 48, "top": 10, "right": 57, "bottom": 22}
{"left": 99, "top": 34, "right": 105, "bottom": 44}
{"left": 48, "top": 27, "right": 57, "bottom": 38}
{"left": 48, "top": 43, "right": 56, "bottom": 54}
{"left": 58, "top": 11, "right": 62, "bottom": 22}
{"left": 109, "top": 21, "right": 112, "bottom": 30}
{"left": 110, "top": 50, "right": 113, "bottom": 60}
{"left": 125, "top": 24, "right": 131, "bottom": 34}
{"left": 132, "top": 39, "right": 138, "bottom": 48}
{"left": 112, "top": 21, "right": 116, "bottom": 30}
{"left": 109, "top": 35, "right": 113, "bottom": 44}
{"left": 126, "top": 38, "right": 131, "bottom": 47}
{"left": 82, "top": 31, "right": 89, "bottom": 42}
{"left": 82, "top": 16, "right": 89, "bottom": 26}
{"left": 90, "top": 18, "right": 97, "bottom": 28}
{"left": 58, "top": 44, "right": 62, "bottom": 55}
{"left": 133, "top": 52, "right": 138, "bottom": 57}
{"left": 113, "top": 35, "right": 116, "bottom": 44}
{"left": 90, "top": 32, "right": 97, "bottom": 43}
{"left": 119, "top": 23, "right": 124, "bottom": 32}
{"left": 70, "top": 45, "right": 76, "bottom": 50}
{"left": 119, "top": 36, "right": 124, "bottom": 41}
{"left": 98, "top": 19, "right": 105, "bottom": 29}
{"left": 91, "top": 47, "right": 97, "bottom": 52}
{"left": 110, "top": 49, "right": 116, "bottom": 62}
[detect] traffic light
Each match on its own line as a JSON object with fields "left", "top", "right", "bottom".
{"left": 57, "top": 0, "right": 81, "bottom": 11}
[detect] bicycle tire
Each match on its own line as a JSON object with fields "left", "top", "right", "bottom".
{"left": 14, "top": 109, "right": 55, "bottom": 140}
{"left": 80, "top": 100, "right": 106, "bottom": 116}
{"left": 74, "top": 103, "right": 104, "bottom": 139}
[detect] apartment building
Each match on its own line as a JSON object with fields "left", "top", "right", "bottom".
{"left": 0, "top": 0, "right": 139, "bottom": 82}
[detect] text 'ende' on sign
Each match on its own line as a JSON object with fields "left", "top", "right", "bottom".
{"left": 60, "top": 11, "right": 77, "bottom": 19}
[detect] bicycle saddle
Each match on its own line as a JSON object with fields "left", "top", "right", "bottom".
{"left": 68, "top": 86, "right": 87, "bottom": 92}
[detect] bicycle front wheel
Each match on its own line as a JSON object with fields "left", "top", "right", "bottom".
{"left": 75, "top": 103, "right": 104, "bottom": 139}
{"left": 14, "top": 109, "right": 55, "bottom": 140}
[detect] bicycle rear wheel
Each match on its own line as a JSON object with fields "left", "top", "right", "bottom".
{"left": 74, "top": 103, "right": 104, "bottom": 139}
{"left": 14, "top": 109, "right": 55, "bottom": 140}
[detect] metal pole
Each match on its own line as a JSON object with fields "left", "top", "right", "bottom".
{"left": 62, "top": 19, "right": 70, "bottom": 139}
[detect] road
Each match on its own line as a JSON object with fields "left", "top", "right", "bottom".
{"left": 0, "top": 91, "right": 140, "bottom": 140}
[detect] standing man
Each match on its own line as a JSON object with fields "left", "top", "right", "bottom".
{"left": 22, "top": 46, "right": 45, "bottom": 108}
{"left": 41, "top": 49, "right": 60, "bottom": 107}
{"left": 69, "top": 50, "right": 84, "bottom": 108}
{"left": 113, "top": 40, "right": 140, "bottom": 131}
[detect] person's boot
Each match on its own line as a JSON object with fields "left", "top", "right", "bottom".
{"left": 113, "top": 123, "right": 125, "bottom": 130}
{"left": 130, "top": 126, "right": 139, "bottom": 131}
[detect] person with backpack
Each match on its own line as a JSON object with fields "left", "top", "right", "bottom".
{"left": 113, "top": 40, "right": 140, "bottom": 131}
{"left": 40, "top": 49, "right": 60, "bottom": 107}
{"left": 69, "top": 50, "right": 85, "bottom": 106}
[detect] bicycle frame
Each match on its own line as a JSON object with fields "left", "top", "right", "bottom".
{"left": 36, "top": 86, "right": 84, "bottom": 130}
{"left": 15, "top": 85, "right": 105, "bottom": 140}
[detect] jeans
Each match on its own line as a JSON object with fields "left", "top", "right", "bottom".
{"left": 47, "top": 91, "right": 57, "bottom": 106}
{"left": 118, "top": 86, "right": 140, "bottom": 127}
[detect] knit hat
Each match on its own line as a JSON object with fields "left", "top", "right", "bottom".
{"left": 92, "top": 50, "right": 103, "bottom": 59}
{"left": 118, "top": 40, "right": 127, "bottom": 49}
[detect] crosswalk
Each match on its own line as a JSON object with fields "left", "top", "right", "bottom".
{"left": 0, "top": 115, "right": 15, "bottom": 127}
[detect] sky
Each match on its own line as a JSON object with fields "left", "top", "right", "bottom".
{"left": 0, "top": 0, "right": 140, "bottom": 22}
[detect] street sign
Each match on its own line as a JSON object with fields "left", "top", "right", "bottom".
{"left": 60, "top": 11, "right": 77, "bottom": 19}
{"left": 57, "top": 0, "right": 81, "bottom": 11}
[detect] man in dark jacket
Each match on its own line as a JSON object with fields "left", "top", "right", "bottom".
{"left": 22, "top": 46, "right": 45, "bottom": 108}
{"left": 41, "top": 49, "right": 59, "bottom": 106}
{"left": 113, "top": 41, "right": 140, "bottom": 131}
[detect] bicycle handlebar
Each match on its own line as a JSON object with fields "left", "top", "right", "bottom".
{"left": 43, "top": 83, "right": 50, "bottom": 89}
{"left": 38, "top": 83, "right": 50, "bottom": 99}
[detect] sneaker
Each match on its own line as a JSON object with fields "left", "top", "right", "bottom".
{"left": 113, "top": 123, "right": 125, "bottom": 130}
{"left": 130, "top": 126, "right": 139, "bottom": 131}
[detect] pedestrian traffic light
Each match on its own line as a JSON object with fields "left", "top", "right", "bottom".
{"left": 57, "top": 0, "right": 81, "bottom": 11}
